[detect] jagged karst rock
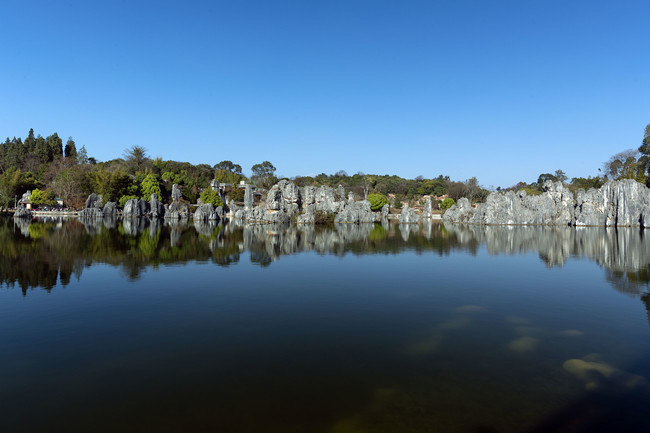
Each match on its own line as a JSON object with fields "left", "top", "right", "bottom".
{"left": 443, "top": 180, "right": 650, "bottom": 227}
{"left": 244, "top": 184, "right": 253, "bottom": 210}
{"left": 381, "top": 204, "right": 389, "bottom": 220}
{"left": 123, "top": 198, "right": 149, "bottom": 218}
{"left": 194, "top": 203, "right": 219, "bottom": 221}
{"left": 13, "top": 207, "right": 33, "bottom": 219}
{"left": 166, "top": 201, "right": 190, "bottom": 220}
{"left": 78, "top": 193, "right": 104, "bottom": 217}
{"left": 85, "top": 193, "right": 103, "bottom": 209}
{"left": 399, "top": 204, "right": 421, "bottom": 224}
{"left": 575, "top": 179, "right": 650, "bottom": 227}
{"left": 336, "top": 185, "right": 346, "bottom": 201}
{"left": 422, "top": 197, "right": 433, "bottom": 219}
{"left": 172, "top": 184, "right": 182, "bottom": 201}
{"left": 103, "top": 202, "right": 117, "bottom": 217}
{"left": 149, "top": 194, "right": 165, "bottom": 219}
{"left": 334, "top": 200, "right": 376, "bottom": 224}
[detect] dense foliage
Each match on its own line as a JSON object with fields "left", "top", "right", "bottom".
{"left": 3, "top": 123, "right": 649, "bottom": 210}
{"left": 367, "top": 193, "right": 388, "bottom": 211}
{"left": 199, "top": 189, "right": 225, "bottom": 208}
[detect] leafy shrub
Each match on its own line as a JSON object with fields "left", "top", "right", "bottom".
{"left": 119, "top": 195, "right": 138, "bottom": 208}
{"left": 30, "top": 188, "right": 55, "bottom": 206}
{"left": 141, "top": 174, "right": 162, "bottom": 201}
{"left": 314, "top": 210, "right": 335, "bottom": 225}
{"left": 199, "top": 189, "right": 225, "bottom": 208}
{"left": 367, "top": 193, "right": 388, "bottom": 211}
{"left": 440, "top": 198, "right": 456, "bottom": 210}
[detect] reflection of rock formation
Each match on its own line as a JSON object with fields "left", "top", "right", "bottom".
{"left": 444, "top": 224, "right": 650, "bottom": 319}
{"left": 13, "top": 218, "right": 31, "bottom": 237}
{"left": 79, "top": 217, "right": 103, "bottom": 235}
{"left": 122, "top": 218, "right": 148, "bottom": 237}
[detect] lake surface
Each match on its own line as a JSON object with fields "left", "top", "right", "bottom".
{"left": 2, "top": 217, "right": 650, "bottom": 433}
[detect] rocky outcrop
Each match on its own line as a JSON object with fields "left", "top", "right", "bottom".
{"left": 103, "top": 202, "right": 117, "bottom": 217}
{"left": 574, "top": 179, "right": 650, "bottom": 227}
{"left": 399, "top": 204, "right": 421, "bottom": 224}
{"left": 79, "top": 193, "right": 104, "bottom": 218}
{"left": 194, "top": 203, "right": 220, "bottom": 221}
{"left": 334, "top": 200, "right": 377, "bottom": 223}
{"left": 381, "top": 204, "right": 389, "bottom": 220}
{"left": 85, "top": 193, "right": 102, "bottom": 209}
{"left": 235, "top": 181, "right": 383, "bottom": 224}
{"left": 422, "top": 197, "right": 433, "bottom": 219}
{"left": 166, "top": 201, "right": 190, "bottom": 220}
{"left": 443, "top": 180, "right": 650, "bottom": 227}
{"left": 13, "top": 207, "right": 32, "bottom": 219}
{"left": 149, "top": 194, "right": 165, "bottom": 219}
{"left": 172, "top": 184, "right": 182, "bottom": 201}
{"left": 123, "top": 198, "right": 149, "bottom": 218}
{"left": 244, "top": 184, "right": 253, "bottom": 210}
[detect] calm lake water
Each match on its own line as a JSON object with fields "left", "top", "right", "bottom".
{"left": 1, "top": 216, "right": 650, "bottom": 433}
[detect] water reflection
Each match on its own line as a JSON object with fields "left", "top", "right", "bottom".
{"left": 2, "top": 218, "right": 650, "bottom": 305}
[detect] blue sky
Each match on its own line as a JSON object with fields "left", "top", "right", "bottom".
{"left": 1, "top": 0, "right": 649, "bottom": 188}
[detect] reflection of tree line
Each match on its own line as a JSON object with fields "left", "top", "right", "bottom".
{"left": 3, "top": 218, "right": 649, "bottom": 312}
{"left": 0, "top": 218, "right": 464, "bottom": 293}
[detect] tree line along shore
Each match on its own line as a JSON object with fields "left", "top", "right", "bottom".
{"left": 2, "top": 124, "right": 649, "bottom": 213}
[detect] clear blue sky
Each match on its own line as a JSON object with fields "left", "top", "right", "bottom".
{"left": 1, "top": 0, "right": 649, "bottom": 188}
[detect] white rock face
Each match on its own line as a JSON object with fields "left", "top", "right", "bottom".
{"left": 443, "top": 180, "right": 650, "bottom": 227}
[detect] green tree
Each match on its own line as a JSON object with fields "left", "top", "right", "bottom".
{"left": 603, "top": 150, "right": 639, "bottom": 180}
{"left": 441, "top": 198, "right": 456, "bottom": 210}
{"left": 141, "top": 174, "right": 162, "bottom": 200}
{"left": 537, "top": 173, "right": 557, "bottom": 185}
{"left": 554, "top": 169, "right": 568, "bottom": 183}
{"left": 30, "top": 188, "right": 56, "bottom": 206}
{"left": 119, "top": 195, "right": 138, "bottom": 208}
{"left": 199, "top": 189, "right": 225, "bottom": 208}
{"left": 637, "top": 123, "right": 650, "bottom": 183}
{"left": 123, "top": 145, "right": 149, "bottom": 175}
{"left": 214, "top": 160, "right": 242, "bottom": 174}
{"left": 251, "top": 161, "right": 277, "bottom": 189}
{"left": 367, "top": 193, "right": 388, "bottom": 211}
{"left": 64, "top": 137, "right": 77, "bottom": 159}
{"left": 46, "top": 133, "right": 63, "bottom": 160}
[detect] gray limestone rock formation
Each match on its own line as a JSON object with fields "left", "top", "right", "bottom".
{"left": 244, "top": 184, "right": 253, "bottom": 210}
{"left": 334, "top": 200, "right": 376, "bottom": 224}
{"left": 79, "top": 193, "right": 104, "bottom": 217}
{"left": 172, "top": 184, "right": 182, "bottom": 201}
{"left": 149, "top": 194, "right": 165, "bottom": 219}
{"left": 103, "top": 202, "right": 117, "bottom": 217}
{"left": 443, "top": 180, "right": 650, "bottom": 227}
{"left": 123, "top": 198, "right": 149, "bottom": 218}
{"left": 443, "top": 181, "right": 573, "bottom": 226}
{"left": 422, "top": 197, "right": 433, "bottom": 219}
{"left": 574, "top": 179, "right": 650, "bottom": 227}
{"left": 381, "top": 204, "right": 389, "bottom": 220}
{"left": 166, "top": 201, "right": 190, "bottom": 220}
{"left": 336, "top": 185, "right": 346, "bottom": 201}
{"left": 399, "top": 204, "right": 421, "bottom": 224}
{"left": 194, "top": 203, "right": 220, "bottom": 221}
{"left": 13, "top": 207, "right": 33, "bottom": 219}
{"left": 85, "top": 193, "right": 103, "bottom": 209}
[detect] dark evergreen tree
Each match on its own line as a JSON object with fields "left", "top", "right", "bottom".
{"left": 46, "top": 133, "right": 63, "bottom": 160}
{"left": 64, "top": 137, "right": 77, "bottom": 159}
